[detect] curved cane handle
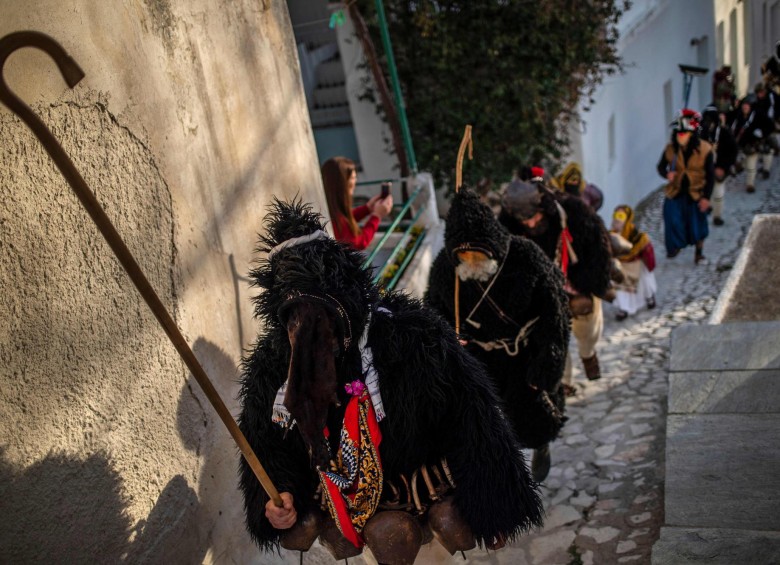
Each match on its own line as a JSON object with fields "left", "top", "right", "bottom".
{"left": 0, "top": 31, "right": 283, "bottom": 507}
{"left": 0, "top": 31, "right": 85, "bottom": 141}
{"left": 455, "top": 124, "right": 473, "bottom": 193}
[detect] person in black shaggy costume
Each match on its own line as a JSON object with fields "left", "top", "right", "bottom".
{"left": 499, "top": 180, "right": 612, "bottom": 391}
{"left": 237, "top": 199, "right": 543, "bottom": 559}
{"left": 426, "top": 189, "right": 570, "bottom": 483}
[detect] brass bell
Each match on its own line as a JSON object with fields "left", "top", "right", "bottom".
{"left": 280, "top": 507, "right": 325, "bottom": 552}
{"left": 318, "top": 518, "right": 363, "bottom": 560}
{"left": 363, "top": 511, "right": 424, "bottom": 565}
{"left": 426, "top": 497, "right": 476, "bottom": 555}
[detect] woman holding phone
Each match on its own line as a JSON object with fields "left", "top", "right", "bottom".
{"left": 322, "top": 156, "right": 394, "bottom": 250}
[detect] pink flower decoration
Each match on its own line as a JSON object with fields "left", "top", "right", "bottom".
{"left": 345, "top": 380, "right": 366, "bottom": 396}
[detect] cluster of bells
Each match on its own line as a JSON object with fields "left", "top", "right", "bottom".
{"left": 280, "top": 459, "right": 478, "bottom": 564}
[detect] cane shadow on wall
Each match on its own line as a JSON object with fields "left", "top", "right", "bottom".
{"left": 229, "top": 253, "right": 250, "bottom": 351}
{"left": 121, "top": 337, "right": 239, "bottom": 564}
{"left": 123, "top": 476, "right": 205, "bottom": 564}
{"left": 176, "top": 337, "right": 243, "bottom": 552}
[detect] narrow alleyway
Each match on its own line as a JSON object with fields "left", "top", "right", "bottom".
{"left": 411, "top": 164, "right": 780, "bottom": 565}
{"left": 279, "top": 166, "right": 780, "bottom": 565}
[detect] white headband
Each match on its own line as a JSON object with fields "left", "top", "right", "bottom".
{"left": 266, "top": 229, "right": 329, "bottom": 259}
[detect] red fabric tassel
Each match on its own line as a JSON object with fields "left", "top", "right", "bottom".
{"left": 560, "top": 227, "right": 573, "bottom": 276}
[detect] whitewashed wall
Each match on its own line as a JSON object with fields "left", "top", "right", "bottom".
{"left": 0, "top": 1, "right": 326, "bottom": 562}
{"left": 336, "top": 11, "right": 401, "bottom": 185}
{"left": 714, "top": 0, "right": 779, "bottom": 98}
{"left": 574, "top": 0, "right": 716, "bottom": 223}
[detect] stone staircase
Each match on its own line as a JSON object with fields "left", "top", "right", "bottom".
{"left": 652, "top": 215, "right": 780, "bottom": 564}
{"left": 309, "top": 55, "right": 352, "bottom": 128}
{"left": 295, "top": 26, "right": 359, "bottom": 163}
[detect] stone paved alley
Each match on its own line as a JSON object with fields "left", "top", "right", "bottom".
{"left": 412, "top": 164, "right": 780, "bottom": 565}
{"left": 276, "top": 165, "right": 780, "bottom": 565}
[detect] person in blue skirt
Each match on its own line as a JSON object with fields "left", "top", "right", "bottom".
{"left": 656, "top": 109, "right": 715, "bottom": 265}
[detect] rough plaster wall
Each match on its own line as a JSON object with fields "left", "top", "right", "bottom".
{"left": 0, "top": 0, "right": 325, "bottom": 562}
{"left": 0, "top": 97, "right": 197, "bottom": 562}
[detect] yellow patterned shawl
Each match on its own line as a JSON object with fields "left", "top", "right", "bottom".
{"left": 612, "top": 205, "right": 650, "bottom": 262}
{"left": 553, "top": 162, "right": 586, "bottom": 194}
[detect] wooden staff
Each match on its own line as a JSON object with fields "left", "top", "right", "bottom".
{"left": 453, "top": 125, "right": 473, "bottom": 336}
{"left": 454, "top": 274, "right": 461, "bottom": 337}
{"left": 0, "top": 31, "right": 282, "bottom": 507}
{"left": 454, "top": 124, "right": 473, "bottom": 193}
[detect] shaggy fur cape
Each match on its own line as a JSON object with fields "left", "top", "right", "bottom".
{"left": 426, "top": 189, "right": 570, "bottom": 449}
{"left": 499, "top": 190, "right": 612, "bottom": 298}
{"left": 238, "top": 199, "right": 543, "bottom": 551}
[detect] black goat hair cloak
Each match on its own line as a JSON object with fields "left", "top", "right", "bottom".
{"left": 499, "top": 190, "right": 612, "bottom": 298}
{"left": 426, "top": 189, "right": 570, "bottom": 449}
{"left": 238, "top": 199, "right": 543, "bottom": 551}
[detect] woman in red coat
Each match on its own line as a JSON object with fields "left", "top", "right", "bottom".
{"left": 322, "top": 157, "right": 393, "bottom": 250}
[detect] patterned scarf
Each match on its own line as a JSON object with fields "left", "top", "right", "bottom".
{"left": 554, "top": 162, "right": 586, "bottom": 195}
{"left": 554, "top": 201, "right": 578, "bottom": 278}
{"left": 613, "top": 206, "right": 649, "bottom": 262}
{"left": 318, "top": 383, "right": 383, "bottom": 548}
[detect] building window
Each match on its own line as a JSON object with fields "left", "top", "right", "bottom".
{"left": 764, "top": 2, "right": 768, "bottom": 46}
{"left": 772, "top": 2, "right": 780, "bottom": 55}
{"left": 608, "top": 114, "right": 616, "bottom": 164}
{"left": 729, "top": 8, "right": 738, "bottom": 73}
{"left": 663, "top": 80, "right": 673, "bottom": 136}
{"left": 743, "top": 1, "right": 751, "bottom": 66}
{"left": 696, "top": 36, "right": 710, "bottom": 109}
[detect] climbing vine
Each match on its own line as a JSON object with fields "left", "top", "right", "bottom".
{"left": 355, "top": 0, "right": 630, "bottom": 187}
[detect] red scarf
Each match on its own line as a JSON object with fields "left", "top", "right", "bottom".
{"left": 553, "top": 201, "right": 577, "bottom": 279}
{"left": 560, "top": 227, "right": 574, "bottom": 277}
{"left": 318, "top": 387, "right": 383, "bottom": 548}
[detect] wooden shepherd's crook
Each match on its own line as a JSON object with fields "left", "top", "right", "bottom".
{"left": 0, "top": 31, "right": 282, "bottom": 507}
{"left": 453, "top": 124, "right": 473, "bottom": 336}
{"left": 454, "top": 124, "right": 473, "bottom": 193}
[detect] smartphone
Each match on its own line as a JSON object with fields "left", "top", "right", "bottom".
{"left": 380, "top": 182, "right": 391, "bottom": 199}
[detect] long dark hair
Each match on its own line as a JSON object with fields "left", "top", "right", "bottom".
{"left": 321, "top": 157, "right": 358, "bottom": 235}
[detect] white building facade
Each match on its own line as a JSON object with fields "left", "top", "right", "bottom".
{"left": 576, "top": 0, "right": 780, "bottom": 222}
{"left": 573, "top": 0, "right": 716, "bottom": 222}
{"left": 714, "top": 0, "right": 780, "bottom": 96}
{"left": 287, "top": 0, "right": 400, "bottom": 183}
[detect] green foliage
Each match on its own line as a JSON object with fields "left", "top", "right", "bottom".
{"left": 356, "top": 0, "right": 629, "bottom": 188}
{"left": 378, "top": 225, "right": 424, "bottom": 289}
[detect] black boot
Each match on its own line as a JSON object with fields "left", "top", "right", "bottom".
{"left": 582, "top": 353, "right": 601, "bottom": 381}
{"left": 532, "top": 444, "right": 551, "bottom": 483}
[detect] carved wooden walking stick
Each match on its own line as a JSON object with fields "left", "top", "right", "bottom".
{"left": 0, "top": 30, "right": 282, "bottom": 507}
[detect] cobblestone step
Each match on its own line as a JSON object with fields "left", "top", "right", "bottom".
{"left": 652, "top": 527, "right": 780, "bottom": 565}
{"left": 652, "top": 212, "right": 780, "bottom": 562}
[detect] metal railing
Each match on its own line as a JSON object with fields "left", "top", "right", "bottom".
{"left": 358, "top": 178, "right": 432, "bottom": 291}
